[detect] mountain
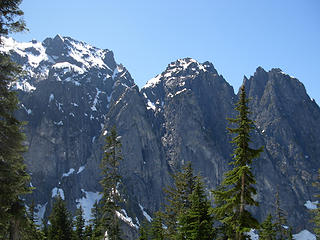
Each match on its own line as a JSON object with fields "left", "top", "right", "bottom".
{"left": 1, "top": 36, "right": 319, "bottom": 236}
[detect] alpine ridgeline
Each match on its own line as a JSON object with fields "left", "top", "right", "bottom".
{"left": 2, "top": 36, "right": 319, "bottom": 236}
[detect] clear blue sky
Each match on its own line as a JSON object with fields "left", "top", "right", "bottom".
{"left": 12, "top": 0, "right": 320, "bottom": 103}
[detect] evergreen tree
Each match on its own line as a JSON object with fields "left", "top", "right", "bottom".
{"left": 48, "top": 195, "right": 73, "bottom": 240}
{"left": 274, "top": 190, "right": 292, "bottom": 240}
{"left": 212, "top": 85, "right": 263, "bottom": 240}
{"left": 100, "top": 126, "right": 123, "bottom": 240}
{"left": 312, "top": 169, "right": 320, "bottom": 239}
{"left": 259, "top": 214, "right": 276, "bottom": 240}
{"left": 74, "top": 206, "right": 85, "bottom": 240}
{"left": 22, "top": 201, "right": 45, "bottom": 240}
{"left": 0, "top": 1, "right": 31, "bottom": 239}
{"left": 90, "top": 200, "right": 103, "bottom": 240}
{"left": 150, "top": 212, "right": 165, "bottom": 240}
{"left": 177, "top": 177, "right": 214, "bottom": 240}
{"left": 83, "top": 225, "right": 93, "bottom": 240}
{"left": 162, "top": 162, "right": 197, "bottom": 239}
{"left": 0, "top": 0, "right": 27, "bottom": 40}
{"left": 138, "top": 220, "right": 151, "bottom": 240}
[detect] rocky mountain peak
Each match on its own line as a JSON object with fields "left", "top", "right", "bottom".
{"left": 143, "top": 58, "right": 218, "bottom": 90}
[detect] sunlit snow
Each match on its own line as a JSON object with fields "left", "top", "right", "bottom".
{"left": 116, "top": 209, "right": 138, "bottom": 229}
{"left": 52, "top": 62, "right": 84, "bottom": 74}
{"left": 0, "top": 37, "right": 49, "bottom": 68}
{"left": 11, "top": 81, "right": 36, "bottom": 92}
{"left": 304, "top": 200, "right": 318, "bottom": 210}
{"left": 53, "top": 120, "right": 63, "bottom": 126}
{"left": 143, "top": 74, "right": 161, "bottom": 89}
{"left": 49, "top": 93, "right": 54, "bottom": 103}
{"left": 246, "top": 229, "right": 259, "bottom": 240}
{"left": 293, "top": 230, "right": 316, "bottom": 240}
{"left": 147, "top": 100, "right": 156, "bottom": 111}
{"left": 62, "top": 168, "right": 75, "bottom": 177}
{"left": 91, "top": 88, "right": 101, "bottom": 111}
{"left": 77, "top": 166, "right": 85, "bottom": 174}
{"left": 51, "top": 187, "right": 65, "bottom": 200}
{"left": 139, "top": 204, "right": 152, "bottom": 222}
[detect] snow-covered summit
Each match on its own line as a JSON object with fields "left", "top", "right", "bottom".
{"left": 0, "top": 35, "right": 132, "bottom": 91}
{"left": 143, "top": 58, "right": 217, "bottom": 89}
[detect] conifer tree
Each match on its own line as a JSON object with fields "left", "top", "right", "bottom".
{"left": 162, "top": 162, "right": 197, "bottom": 239}
{"left": 312, "top": 169, "right": 320, "bottom": 239}
{"left": 259, "top": 214, "right": 276, "bottom": 240}
{"left": 212, "top": 85, "right": 263, "bottom": 240}
{"left": 138, "top": 220, "right": 151, "bottom": 240}
{"left": 90, "top": 200, "right": 103, "bottom": 240}
{"left": 0, "top": 0, "right": 27, "bottom": 40}
{"left": 150, "top": 212, "right": 165, "bottom": 240}
{"left": 84, "top": 225, "right": 93, "bottom": 240}
{"left": 100, "top": 126, "right": 123, "bottom": 240}
{"left": 48, "top": 195, "right": 73, "bottom": 240}
{"left": 177, "top": 177, "right": 214, "bottom": 240}
{"left": 274, "top": 190, "right": 292, "bottom": 240}
{"left": 74, "top": 206, "right": 85, "bottom": 240}
{"left": 22, "top": 201, "right": 45, "bottom": 240}
{"left": 0, "top": 1, "right": 32, "bottom": 239}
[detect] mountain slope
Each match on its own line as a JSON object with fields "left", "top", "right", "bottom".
{"left": 1, "top": 36, "right": 319, "bottom": 235}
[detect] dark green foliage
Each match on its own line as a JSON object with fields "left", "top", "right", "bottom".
{"left": 274, "top": 190, "right": 292, "bottom": 240}
{"left": 162, "top": 162, "right": 197, "bottom": 238}
{"left": 312, "top": 169, "right": 320, "bottom": 239}
{"left": 22, "top": 201, "right": 45, "bottom": 240}
{"left": 138, "top": 220, "right": 151, "bottom": 240}
{"left": 100, "top": 126, "right": 123, "bottom": 240}
{"left": 83, "top": 225, "right": 93, "bottom": 240}
{"left": 259, "top": 214, "right": 276, "bottom": 240}
{"left": 150, "top": 212, "right": 165, "bottom": 240}
{"left": 212, "top": 85, "right": 262, "bottom": 239}
{"left": 74, "top": 206, "right": 85, "bottom": 240}
{"left": 90, "top": 200, "right": 103, "bottom": 240}
{"left": 177, "top": 177, "right": 214, "bottom": 240}
{"left": 0, "top": 1, "right": 31, "bottom": 239}
{"left": 48, "top": 195, "right": 73, "bottom": 240}
{"left": 0, "top": 0, "right": 27, "bottom": 39}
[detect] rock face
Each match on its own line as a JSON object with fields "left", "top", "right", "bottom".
{"left": 0, "top": 36, "right": 137, "bottom": 229}
{"left": 1, "top": 36, "right": 320, "bottom": 235}
{"left": 243, "top": 67, "right": 320, "bottom": 229}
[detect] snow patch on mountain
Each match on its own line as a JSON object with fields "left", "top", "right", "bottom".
{"left": 293, "top": 230, "right": 316, "bottom": 240}
{"left": 62, "top": 168, "right": 75, "bottom": 177}
{"left": 52, "top": 62, "right": 85, "bottom": 74}
{"left": 76, "top": 190, "right": 102, "bottom": 223}
{"left": 116, "top": 209, "right": 138, "bottom": 229}
{"left": 304, "top": 200, "right": 318, "bottom": 210}
{"left": 51, "top": 187, "right": 65, "bottom": 200}
{"left": 146, "top": 100, "right": 156, "bottom": 111}
{"left": 143, "top": 74, "right": 162, "bottom": 89}
{"left": 0, "top": 37, "right": 49, "bottom": 68}
{"left": 11, "top": 80, "right": 36, "bottom": 92}
{"left": 67, "top": 38, "right": 110, "bottom": 70}
{"left": 77, "top": 166, "right": 85, "bottom": 174}
{"left": 91, "top": 88, "right": 101, "bottom": 111}
{"left": 139, "top": 204, "right": 152, "bottom": 222}
{"left": 246, "top": 229, "right": 259, "bottom": 240}
{"left": 142, "top": 58, "right": 214, "bottom": 90}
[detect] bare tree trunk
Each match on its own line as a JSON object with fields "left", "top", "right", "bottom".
{"left": 237, "top": 174, "right": 245, "bottom": 240}
{"left": 9, "top": 218, "right": 20, "bottom": 240}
